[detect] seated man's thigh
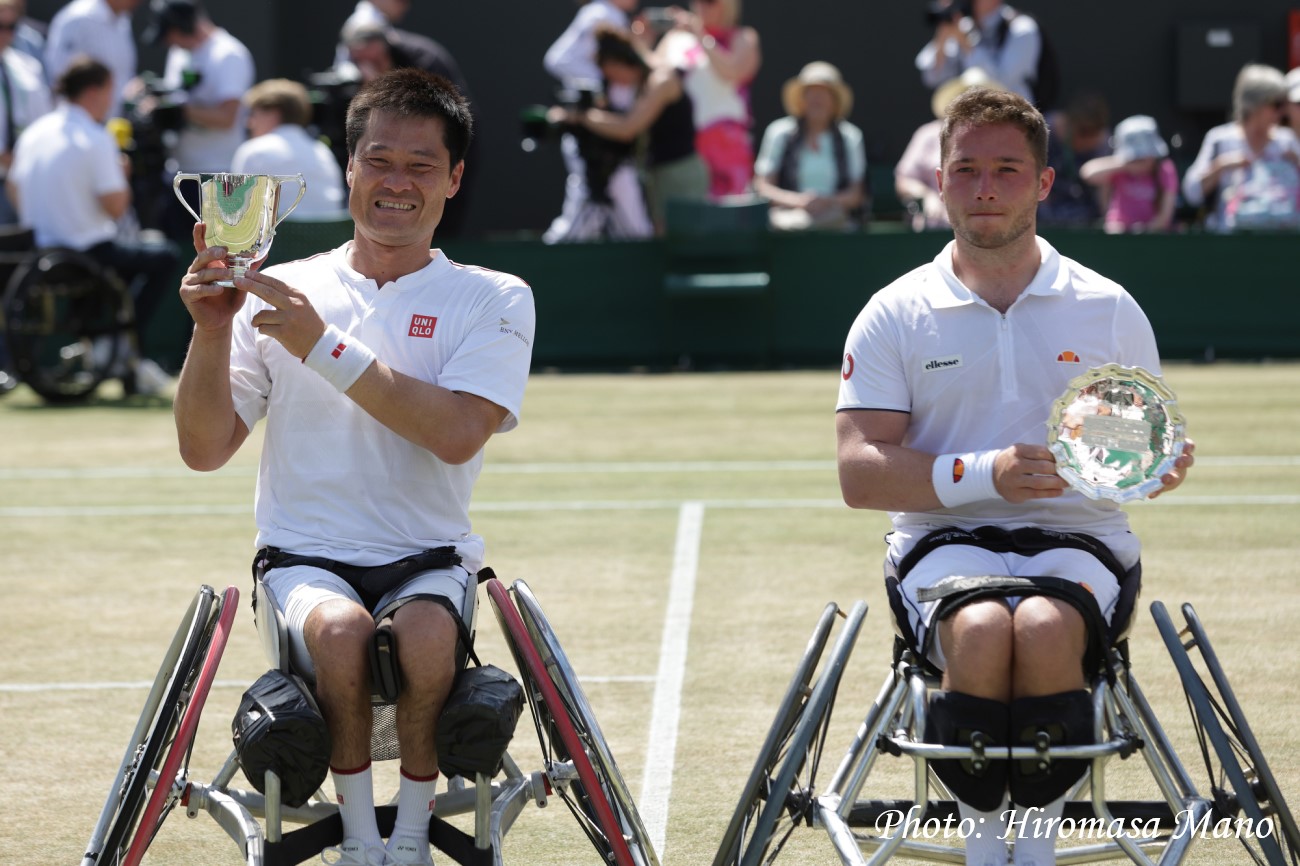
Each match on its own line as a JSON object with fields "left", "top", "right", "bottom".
{"left": 898, "top": 544, "right": 1008, "bottom": 669}
{"left": 1009, "top": 548, "right": 1120, "bottom": 623}
{"left": 264, "top": 564, "right": 363, "bottom": 680}
{"left": 377, "top": 566, "right": 471, "bottom": 626}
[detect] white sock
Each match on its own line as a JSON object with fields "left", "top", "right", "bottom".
{"left": 1011, "top": 792, "right": 1067, "bottom": 866}
{"left": 959, "top": 796, "right": 1010, "bottom": 866}
{"left": 331, "top": 762, "right": 382, "bottom": 848}
{"left": 393, "top": 767, "right": 438, "bottom": 841}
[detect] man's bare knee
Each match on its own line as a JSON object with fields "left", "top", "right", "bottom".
{"left": 1013, "top": 597, "right": 1088, "bottom": 695}
{"left": 391, "top": 599, "right": 459, "bottom": 693}
{"left": 940, "top": 600, "right": 1014, "bottom": 699}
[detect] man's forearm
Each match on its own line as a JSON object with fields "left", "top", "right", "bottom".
{"left": 174, "top": 325, "right": 244, "bottom": 471}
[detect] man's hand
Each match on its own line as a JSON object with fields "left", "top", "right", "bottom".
{"left": 993, "top": 443, "right": 1069, "bottom": 503}
{"left": 1148, "top": 438, "right": 1196, "bottom": 499}
{"left": 179, "top": 223, "right": 247, "bottom": 333}
{"left": 236, "top": 271, "right": 327, "bottom": 360}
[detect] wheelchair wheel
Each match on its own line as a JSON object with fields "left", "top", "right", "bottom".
{"left": 486, "top": 578, "right": 650, "bottom": 866}
{"left": 82, "top": 586, "right": 234, "bottom": 866}
{"left": 1153, "top": 601, "right": 1300, "bottom": 866}
{"left": 2, "top": 249, "right": 132, "bottom": 403}
{"left": 717, "top": 600, "right": 867, "bottom": 866}
{"left": 712, "top": 602, "right": 838, "bottom": 866}
{"left": 512, "top": 579, "right": 660, "bottom": 866}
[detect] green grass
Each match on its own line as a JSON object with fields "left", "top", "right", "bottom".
{"left": 1, "top": 363, "right": 1297, "bottom": 865}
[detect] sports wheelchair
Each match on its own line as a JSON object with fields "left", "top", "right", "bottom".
{"left": 0, "top": 227, "right": 137, "bottom": 403}
{"left": 714, "top": 560, "right": 1300, "bottom": 866}
{"left": 80, "top": 570, "right": 661, "bottom": 866}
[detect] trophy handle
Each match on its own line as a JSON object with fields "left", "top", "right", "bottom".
{"left": 272, "top": 174, "right": 307, "bottom": 229}
{"left": 172, "top": 173, "right": 204, "bottom": 224}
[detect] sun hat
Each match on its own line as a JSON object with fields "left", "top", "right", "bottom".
{"left": 1287, "top": 67, "right": 1300, "bottom": 103}
{"left": 782, "top": 61, "right": 854, "bottom": 120}
{"left": 930, "top": 67, "right": 1005, "bottom": 119}
{"left": 1112, "top": 115, "right": 1168, "bottom": 163}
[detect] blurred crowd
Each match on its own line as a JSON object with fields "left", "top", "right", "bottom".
{"left": 534, "top": 0, "right": 1300, "bottom": 240}
{"left": 0, "top": 0, "right": 1297, "bottom": 391}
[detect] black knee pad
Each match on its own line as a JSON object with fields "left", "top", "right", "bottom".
{"left": 924, "top": 690, "right": 1009, "bottom": 812}
{"left": 1009, "top": 689, "right": 1094, "bottom": 807}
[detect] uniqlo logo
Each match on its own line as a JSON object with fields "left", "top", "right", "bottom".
{"left": 409, "top": 314, "right": 437, "bottom": 338}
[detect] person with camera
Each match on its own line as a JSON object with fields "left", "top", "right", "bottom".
{"left": 8, "top": 57, "right": 179, "bottom": 395}
{"left": 173, "top": 67, "right": 534, "bottom": 866}
{"left": 916, "top": 0, "right": 1046, "bottom": 109}
{"left": 45, "top": 0, "right": 141, "bottom": 120}
{"left": 551, "top": 23, "right": 706, "bottom": 234}
{"left": 542, "top": 0, "right": 653, "bottom": 242}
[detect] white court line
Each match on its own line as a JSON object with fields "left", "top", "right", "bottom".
{"left": 0, "top": 674, "right": 655, "bottom": 695}
{"left": 640, "top": 502, "right": 704, "bottom": 861}
{"left": 6, "top": 494, "right": 1300, "bottom": 519}
{"left": 2, "top": 455, "right": 1296, "bottom": 481}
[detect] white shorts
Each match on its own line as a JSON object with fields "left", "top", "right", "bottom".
{"left": 889, "top": 537, "right": 1137, "bottom": 670}
{"left": 263, "top": 563, "right": 471, "bottom": 679}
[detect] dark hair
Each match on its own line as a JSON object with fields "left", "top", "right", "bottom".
{"left": 345, "top": 68, "right": 473, "bottom": 166}
{"left": 56, "top": 56, "right": 112, "bottom": 101}
{"left": 594, "top": 23, "right": 649, "bottom": 75}
{"left": 940, "top": 86, "right": 1049, "bottom": 170}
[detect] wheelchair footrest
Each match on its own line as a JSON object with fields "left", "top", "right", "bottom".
{"left": 263, "top": 806, "right": 493, "bottom": 866}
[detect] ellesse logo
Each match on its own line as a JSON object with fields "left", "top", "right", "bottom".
{"left": 1057, "top": 350, "right": 1081, "bottom": 363}
{"left": 923, "top": 355, "right": 962, "bottom": 372}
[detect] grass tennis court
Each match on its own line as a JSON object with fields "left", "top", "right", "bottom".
{"left": 2, "top": 363, "right": 1297, "bottom": 865}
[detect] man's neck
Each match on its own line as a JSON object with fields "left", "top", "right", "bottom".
{"left": 347, "top": 237, "right": 436, "bottom": 287}
{"left": 951, "top": 232, "right": 1042, "bottom": 314}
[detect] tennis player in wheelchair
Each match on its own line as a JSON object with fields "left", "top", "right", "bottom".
{"left": 173, "top": 69, "right": 534, "bottom": 866}
{"left": 835, "top": 87, "right": 1195, "bottom": 866}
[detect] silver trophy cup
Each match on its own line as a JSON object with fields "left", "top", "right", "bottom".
{"left": 173, "top": 173, "right": 306, "bottom": 287}
{"left": 1047, "top": 364, "right": 1187, "bottom": 503}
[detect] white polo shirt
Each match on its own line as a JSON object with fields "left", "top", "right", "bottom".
{"left": 44, "top": 0, "right": 136, "bottom": 119}
{"left": 10, "top": 102, "right": 126, "bottom": 249}
{"left": 229, "top": 244, "right": 535, "bottom": 571}
{"left": 837, "top": 236, "right": 1161, "bottom": 548}
{"left": 230, "top": 124, "right": 347, "bottom": 219}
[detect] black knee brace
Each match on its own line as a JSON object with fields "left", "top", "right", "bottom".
{"left": 1009, "top": 689, "right": 1094, "bottom": 807}
{"left": 924, "top": 691, "right": 1009, "bottom": 812}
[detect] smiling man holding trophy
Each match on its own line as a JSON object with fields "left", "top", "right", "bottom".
{"left": 836, "top": 88, "right": 1195, "bottom": 866}
{"left": 172, "top": 69, "right": 534, "bottom": 866}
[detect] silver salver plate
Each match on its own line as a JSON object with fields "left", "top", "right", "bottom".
{"left": 1047, "top": 364, "right": 1187, "bottom": 503}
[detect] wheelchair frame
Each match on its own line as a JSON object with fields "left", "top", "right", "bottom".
{"left": 715, "top": 597, "right": 1300, "bottom": 866}
{"left": 81, "top": 576, "right": 661, "bottom": 866}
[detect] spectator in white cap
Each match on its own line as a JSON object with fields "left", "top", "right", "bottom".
{"left": 753, "top": 60, "right": 867, "bottom": 230}
{"left": 1080, "top": 114, "right": 1178, "bottom": 233}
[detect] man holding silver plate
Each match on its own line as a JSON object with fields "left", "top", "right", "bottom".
{"left": 836, "top": 88, "right": 1195, "bottom": 866}
{"left": 172, "top": 69, "right": 534, "bottom": 866}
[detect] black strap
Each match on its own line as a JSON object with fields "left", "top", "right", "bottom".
{"left": 0, "top": 59, "right": 15, "bottom": 152}
{"left": 895, "top": 525, "right": 1128, "bottom": 588}
{"left": 254, "top": 545, "right": 463, "bottom": 611}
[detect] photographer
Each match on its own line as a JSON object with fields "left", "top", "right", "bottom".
{"left": 542, "top": 0, "right": 652, "bottom": 243}
{"left": 916, "top": 0, "right": 1046, "bottom": 107}
{"left": 550, "top": 23, "right": 705, "bottom": 235}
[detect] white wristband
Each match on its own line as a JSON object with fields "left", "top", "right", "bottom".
{"left": 931, "top": 450, "right": 1000, "bottom": 508}
{"left": 302, "top": 324, "right": 377, "bottom": 393}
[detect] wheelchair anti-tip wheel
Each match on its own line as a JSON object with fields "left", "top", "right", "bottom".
{"left": 713, "top": 600, "right": 867, "bottom": 866}
{"left": 1153, "top": 601, "right": 1300, "bottom": 866}
{"left": 2, "top": 249, "right": 132, "bottom": 403}
{"left": 82, "top": 585, "right": 238, "bottom": 866}
{"left": 487, "top": 577, "right": 655, "bottom": 866}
